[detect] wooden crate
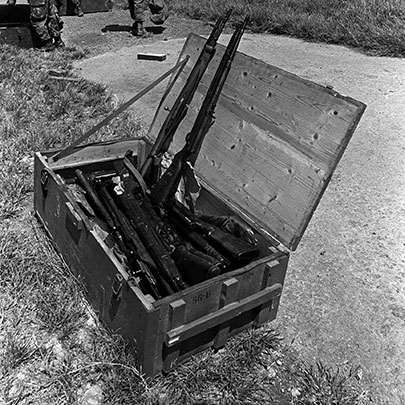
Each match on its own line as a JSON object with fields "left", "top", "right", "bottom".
{"left": 34, "top": 140, "right": 288, "bottom": 375}
{"left": 57, "top": 0, "right": 112, "bottom": 16}
{"left": 33, "top": 34, "right": 366, "bottom": 375}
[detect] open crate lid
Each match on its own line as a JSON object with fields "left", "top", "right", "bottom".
{"left": 148, "top": 34, "right": 366, "bottom": 251}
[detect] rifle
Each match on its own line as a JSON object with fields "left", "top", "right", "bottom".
{"left": 169, "top": 212, "right": 230, "bottom": 269}
{"left": 149, "top": 18, "right": 248, "bottom": 208}
{"left": 171, "top": 201, "right": 259, "bottom": 265}
{"left": 140, "top": 10, "right": 232, "bottom": 185}
{"left": 148, "top": 19, "right": 259, "bottom": 266}
{"left": 75, "top": 169, "right": 164, "bottom": 299}
{"left": 75, "top": 169, "right": 125, "bottom": 250}
{"left": 96, "top": 183, "right": 169, "bottom": 298}
{"left": 172, "top": 245, "right": 223, "bottom": 284}
{"left": 123, "top": 159, "right": 225, "bottom": 284}
{"left": 110, "top": 173, "right": 187, "bottom": 292}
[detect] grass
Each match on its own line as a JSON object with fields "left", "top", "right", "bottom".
{"left": 164, "top": 0, "right": 405, "bottom": 56}
{"left": 0, "top": 44, "right": 368, "bottom": 404}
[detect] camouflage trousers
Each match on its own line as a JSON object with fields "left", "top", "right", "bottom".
{"left": 54, "top": 0, "right": 81, "bottom": 11}
{"left": 29, "top": 0, "right": 63, "bottom": 43}
{"left": 128, "top": 0, "right": 168, "bottom": 24}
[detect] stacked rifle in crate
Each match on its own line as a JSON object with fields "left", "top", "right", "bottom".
{"left": 72, "top": 13, "right": 261, "bottom": 299}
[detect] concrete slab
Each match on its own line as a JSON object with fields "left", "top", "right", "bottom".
{"left": 73, "top": 38, "right": 185, "bottom": 126}
{"left": 74, "top": 34, "right": 405, "bottom": 404}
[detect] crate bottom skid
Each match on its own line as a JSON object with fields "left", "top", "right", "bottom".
{"left": 33, "top": 34, "right": 365, "bottom": 376}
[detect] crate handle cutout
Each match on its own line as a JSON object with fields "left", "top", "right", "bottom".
{"left": 65, "top": 202, "right": 83, "bottom": 230}
{"left": 40, "top": 169, "right": 50, "bottom": 196}
{"left": 109, "top": 273, "right": 125, "bottom": 320}
{"left": 65, "top": 201, "right": 84, "bottom": 244}
{"left": 166, "top": 283, "right": 282, "bottom": 347}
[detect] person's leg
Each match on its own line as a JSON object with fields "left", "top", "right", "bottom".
{"left": 72, "top": 0, "right": 84, "bottom": 17}
{"left": 29, "top": 0, "right": 54, "bottom": 50}
{"left": 47, "top": 0, "right": 64, "bottom": 48}
{"left": 148, "top": 0, "right": 168, "bottom": 25}
{"left": 128, "top": 0, "right": 148, "bottom": 37}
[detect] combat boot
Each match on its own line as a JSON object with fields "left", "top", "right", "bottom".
{"left": 54, "top": 36, "right": 65, "bottom": 48}
{"left": 39, "top": 39, "right": 55, "bottom": 52}
{"left": 75, "top": 6, "right": 84, "bottom": 17}
{"left": 132, "top": 22, "right": 147, "bottom": 37}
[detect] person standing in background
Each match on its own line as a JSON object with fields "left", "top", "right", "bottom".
{"left": 72, "top": 0, "right": 84, "bottom": 17}
{"left": 7, "top": 0, "right": 64, "bottom": 51}
{"left": 54, "top": 0, "right": 84, "bottom": 17}
{"left": 128, "top": 0, "right": 168, "bottom": 37}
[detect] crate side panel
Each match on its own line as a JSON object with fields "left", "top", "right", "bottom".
{"left": 35, "top": 176, "right": 114, "bottom": 320}
{"left": 155, "top": 253, "right": 288, "bottom": 373}
{"left": 111, "top": 279, "right": 161, "bottom": 374}
{"left": 34, "top": 159, "right": 134, "bottom": 325}
{"left": 35, "top": 156, "right": 160, "bottom": 373}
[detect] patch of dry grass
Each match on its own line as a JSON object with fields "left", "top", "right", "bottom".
{"left": 0, "top": 44, "right": 368, "bottom": 404}
{"left": 166, "top": 0, "right": 405, "bottom": 56}
{"left": 0, "top": 45, "right": 142, "bottom": 220}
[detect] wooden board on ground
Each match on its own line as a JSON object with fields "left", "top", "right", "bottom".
{"left": 137, "top": 53, "right": 167, "bottom": 61}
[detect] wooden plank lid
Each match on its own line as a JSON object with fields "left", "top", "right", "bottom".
{"left": 148, "top": 34, "right": 366, "bottom": 251}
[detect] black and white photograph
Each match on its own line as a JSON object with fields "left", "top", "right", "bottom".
{"left": 0, "top": 0, "right": 404, "bottom": 404}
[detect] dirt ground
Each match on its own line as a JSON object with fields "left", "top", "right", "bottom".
{"left": 9, "top": 6, "right": 405, "bottom": 404}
